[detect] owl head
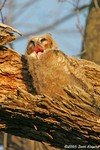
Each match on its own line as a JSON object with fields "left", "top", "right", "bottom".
{"left": 26, "top": 33, "right": 59, "bottom": 58}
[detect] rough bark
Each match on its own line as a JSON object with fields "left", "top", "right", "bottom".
{"left": 0, "top": 45, "right": 100, "bottom": 149}
{"left": 0, "top": 24, "right": 59, "bottom": 150}
{"left": 0, "top": 23, "right": 100, "bottom": 149}
{"left": 81, "top": 0, "right": 100, "bottom": 65}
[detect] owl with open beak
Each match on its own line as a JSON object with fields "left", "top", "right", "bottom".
{"left": 25, "top": 33, "right": 70, "bottom": 99}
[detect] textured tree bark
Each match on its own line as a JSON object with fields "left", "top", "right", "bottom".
{"left": 81, "top": 0, "right": 100, "bottom": 65}
{"left": 0, "top": 24, "right": 58, "bottom": 150}
{"left": 0, "top": 45, "right": 36, "bottom": 99}
{"left": 0, "top": 45, "right": 100, "bottom": 149}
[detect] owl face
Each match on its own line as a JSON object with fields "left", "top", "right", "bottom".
{"left": 26, "top": 33, "right": 58, "bottom": 58}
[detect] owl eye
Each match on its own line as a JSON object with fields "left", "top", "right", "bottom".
{"left": 30, "top": 40, "right": 35, "bottom": 46}
{"left": 40, "top": 38, "right": 47, "bottom": 43}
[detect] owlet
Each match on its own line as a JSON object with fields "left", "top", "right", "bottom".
{"left": 25, "top": 33, "right": 69, "bottom": 99}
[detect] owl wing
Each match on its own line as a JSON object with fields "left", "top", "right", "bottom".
{"left": 42, "top": 49, "right": 100, "bottom": 99}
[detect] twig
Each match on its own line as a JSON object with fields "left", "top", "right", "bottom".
{"left": 0, "top": 11, "right": 4, "bottom": 23}
{"left": 66, "top": 0, "right": 76, "bottom": 7}
{"left": 75, "top": 1, "right": 87, "bottom": 56}
{"left": 0, "top": 0, "right": 7, "bottom": 23}
{"left": 93, "top": 0, "right": 100, "bottom": 9}
{"left": 74, "top": 4, "right": 90, "bottom": 11}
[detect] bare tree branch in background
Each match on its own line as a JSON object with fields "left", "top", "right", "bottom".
{"left": 1, "top": 0, "right": 90, "bottom": 43}
{"left": 18, "top": 6, "right": 90, "bottom": 41}
{"left": 74, "top": 0, "right": 87, "bottom": 56}
{"left": 93, "top": 0, "right": 100, "bottom": 9}
{"left": 0, "top": 0, "right": 7, "bottom": 23}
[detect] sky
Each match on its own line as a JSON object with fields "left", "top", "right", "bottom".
{"left": 2, "top": 0, "right": 91, "bottom": 56}
{"left": 0, "top": 0, "right": 92, "bottom": 149}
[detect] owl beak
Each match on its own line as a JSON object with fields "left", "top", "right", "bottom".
{"left": 27, "top": 42, "right": 44, "bottom": 55}
{"left": 33, "top": 45, "right": 44, "bottom": 54}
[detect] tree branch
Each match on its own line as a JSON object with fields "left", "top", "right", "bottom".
{"left": 0, "top": 24, "right": 100, "bottom": 148}
{"left": 0, "top": 45, "right": 99, "bottom": 149}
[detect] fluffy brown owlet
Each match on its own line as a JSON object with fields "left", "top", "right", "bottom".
{"left": 25, "top": 33, "right": 70, "bottom": 99}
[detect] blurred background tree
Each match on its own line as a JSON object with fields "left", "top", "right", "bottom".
{"left": 0, "top": 0, "right": 100, "bottom": 150}
{"left": 81, "top": 0, "right": 100, "bottom": 64}
{"left": 0, "top": 0, "right": 91, "bottom": 55}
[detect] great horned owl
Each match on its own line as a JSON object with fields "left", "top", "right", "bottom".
{"left": 25, "top": 33, "right": 69, "bottom": 99}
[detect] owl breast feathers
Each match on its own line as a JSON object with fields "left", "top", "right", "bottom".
{"left": 25, "top": 33, "right": 73, "bottom": 99}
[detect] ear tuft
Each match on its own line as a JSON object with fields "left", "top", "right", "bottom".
{"left": 45, "top": 33, "right": 59, "bottom": 50}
